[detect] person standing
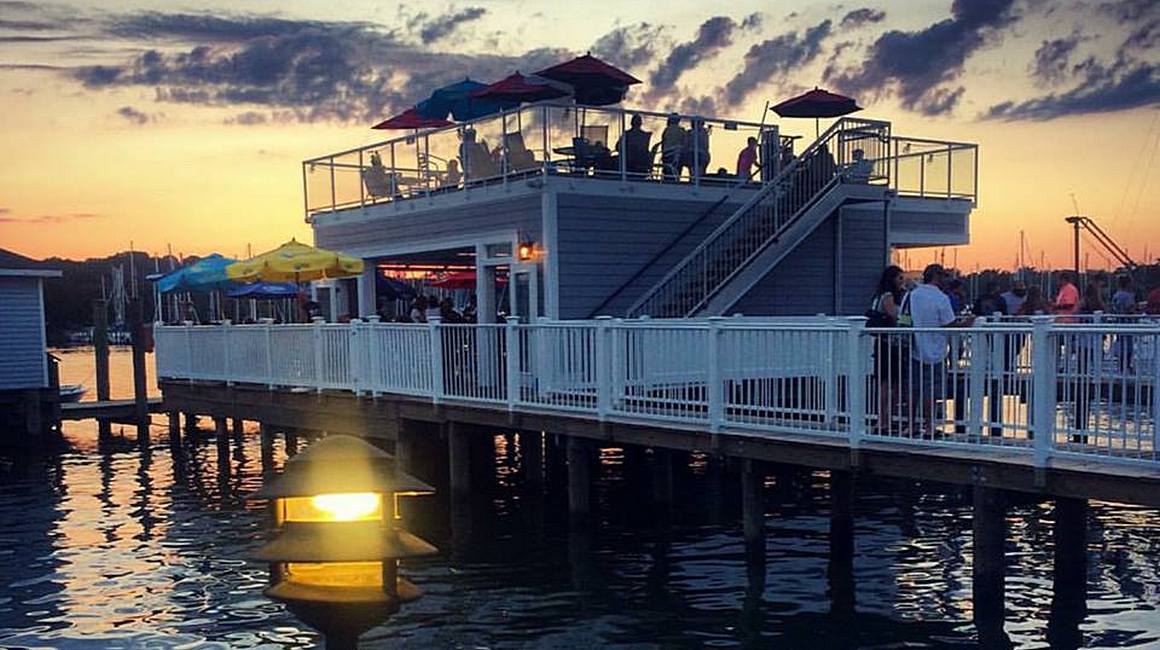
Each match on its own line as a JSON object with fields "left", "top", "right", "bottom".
{"left": 1000, "top": 279, "right": 1027, "bottom": 316}
{"left": 1053, "top": 271, "right": 1080, "bottom": 322}
{"left": 901, "top": 264, "right": 974, "bottom": 435}
{"left": 660, "top": 113, "right": 686, "bottom": 181}
{"left": 972, "top": 280, "right": 1007, "bottom": 318}
{"left": 736, "top": 136, "right": 759, "bottom": 180}
{"left": 869, "top": 266, "right": 907, "bottom": 434}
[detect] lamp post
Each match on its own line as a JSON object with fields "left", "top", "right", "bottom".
{"left": 249, "top": 435, "right": 437, "bottom": 650}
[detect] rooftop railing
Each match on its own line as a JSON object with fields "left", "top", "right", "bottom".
{"left": 156, "top": 316, "right": 1157, "bottom": 470}
{"left": 302, "top": 104, "right": 979, "bottom": 220}
{"left": 302, "top": 102, "right": 784, "bottom": 219}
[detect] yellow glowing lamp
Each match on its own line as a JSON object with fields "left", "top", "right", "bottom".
{"left": 517, "top": 240, "right": 536, "bottom": 261}
{"left": 247, "top": 435, "right": 436, "bottom": 646}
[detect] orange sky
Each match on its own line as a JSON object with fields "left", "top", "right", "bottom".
{"left": 0, "top": 1, "right": 1156, "bottom": 270}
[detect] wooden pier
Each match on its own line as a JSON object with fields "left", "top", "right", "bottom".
{"left": 61, "top": 398, "right": 164, "bottom": 422}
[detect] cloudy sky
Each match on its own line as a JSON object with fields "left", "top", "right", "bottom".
{"left": 0, "top": 0, "right": 1156, "bottom": 270}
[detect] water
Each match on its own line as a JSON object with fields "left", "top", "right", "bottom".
{"left": 1, "top": 352, "right": 1158, "bottom": 649}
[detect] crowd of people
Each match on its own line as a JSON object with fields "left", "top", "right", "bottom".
{"left": 866, "top": 264, "right": 1160, "bottom": 437}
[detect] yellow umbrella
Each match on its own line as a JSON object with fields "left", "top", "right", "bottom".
{"left": 227, "top": 239, "right": 364, "bottom": 283}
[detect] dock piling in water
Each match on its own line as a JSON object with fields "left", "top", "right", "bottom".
{"left": 972, "top": 486, "right": 1009, "bottom": 647}
{"left": 92, "top": 299, "right": 112, "bottom": 440}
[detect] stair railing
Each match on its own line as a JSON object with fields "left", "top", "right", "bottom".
{"left": 626, "top": 117, "right": 891, "bottom": 318}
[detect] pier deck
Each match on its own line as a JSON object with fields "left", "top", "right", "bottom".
{"left": 61, "top": 398, "right": 164, "bottom": 421}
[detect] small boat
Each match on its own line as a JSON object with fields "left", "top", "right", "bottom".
{"left": 59, "top": 384, "right": 87, "bottom": 403}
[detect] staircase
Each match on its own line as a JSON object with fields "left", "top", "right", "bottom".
{"left": 626, "top": 118, "right": 892, "bottom": 318}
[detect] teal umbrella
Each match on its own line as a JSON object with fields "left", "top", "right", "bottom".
{"left": 156, "top": 254, "right": 238, "bottom": 293}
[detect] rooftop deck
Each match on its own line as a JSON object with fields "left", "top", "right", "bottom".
{"left": 154, "top": 317, "right": 1160, "bottom": 505}
{"left": 303, "top": 103, "right": 979, "bottom": 220}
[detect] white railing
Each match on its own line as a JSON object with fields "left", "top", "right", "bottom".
{"left": 154, "top": 316, "right": 1159, "bottom": 469}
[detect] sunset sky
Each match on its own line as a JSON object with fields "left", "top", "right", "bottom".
{"left": 0, "top": 0, "right": 1156, "bottom": 270}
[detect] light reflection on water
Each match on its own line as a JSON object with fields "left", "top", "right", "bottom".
{"left": 0, "top": 350, "right": 1156, "bottom": 648}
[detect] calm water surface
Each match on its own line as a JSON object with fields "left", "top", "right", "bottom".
{"left": 0, "top": 350, "right": 1157, "bottom": 649}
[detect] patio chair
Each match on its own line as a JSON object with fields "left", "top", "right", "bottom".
{"left": 504, "top": 132, "right": 537, "bottom": 172}
{"left": 361, "top": 153, "right": 395, "bottom": 199}
{"left": 460, "top": 142, "right": 500, "bottom": 181}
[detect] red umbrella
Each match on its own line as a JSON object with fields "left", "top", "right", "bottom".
{"left": 469, "top": 72, "right": 570, "bottom": 103}
{"left": 771, "top": 87, "right": 862, "bottom": 136}
{"left": 372, "top": 108, "right": 454, "bottom": 130}
{"left": 536, "top": 53, "right": 640, "bottom": 106}
{"left": 430, "top": 270, "right": 508, "bottom": 289}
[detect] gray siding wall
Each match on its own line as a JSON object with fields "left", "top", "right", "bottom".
{"left": 730, "top": 204, "right": 887, "bottom": 316}
{"left": 555, "top": 193, "right": 744, "bottom": 319}
{"left": 0, "top": 277, "right": 47, "bottom": 389}
{"left": 314, "top": 194, "right": 543, "bottom": 256}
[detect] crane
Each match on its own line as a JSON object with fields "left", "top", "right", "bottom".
{"left": 1064, "top": 215, "right": 1138, "bottom": 275}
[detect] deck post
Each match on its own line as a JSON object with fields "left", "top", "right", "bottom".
{"left": 972, "top": 486, "right": 1008, "bottom": 647}
{"left": 846, "top": 318, "right": 867, "bottom": 462}
{"left": 1031, "top": 316, "right": 1056, "bottom": 471}
{"left": 428, "top": 317, "right": 444, "bottom": 403}
{"left": 707, "top": 317, "right": 725, "bottom": 431}
{"left": 595, "top": 317, "right": 612, "bottom": 419}
{"left": 567, "top": 436, "right": 592, "bottom": 521}
{"left": 222, "top": 319, "right": 233, "bottom": 386}
{"left": 349, "top": 318, "right": 363, "bottom": 395}
{"left": 505, "top": 317, "right": 520, "bottom": 411}
{"left": 829, "top": 470, "right": 855, "bottom": 618}
{"left": 1047, "top": 498, "right": 1088, "bottom": 649}
{"left": 93, "top": 299, "right": 112, "bottom": 440}
{"left": 231, "top": 417, "right": 244, "bottom": 442}
{"left": 167, "top": 411, "right": 181, "bottom": 447}
{"left": 264, "top": 324, "right": 274, "bottom": 389}
{"left": 968, "top": 322, "right": 986, "bottom": 436}
{"left": 284, "top": 429, "right": 299, "bottom": 457}
{"left": 312, "top": 317, "right": 324, "bottom": 393}
{"left": 183, "top": 412, "right": 199, "bottom": 436}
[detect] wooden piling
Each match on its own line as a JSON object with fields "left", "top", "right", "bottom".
{"left": 128, "top": 298, "right": 150, "bottom": 443}
{"left": 567, "top": 436, "right": 592, "bottom": 520}
{"left": 829, "top": 470, "right": 855, "bottom": 617}
{"left": 167, "top": 411, "right": 181, "bottom": 448}
{"left": 522, "top": 430, "right": 544, "bottom": 487}
{"left": 259, "top": 422, "right": 275, "bottom": 473}
{"left": 448, "top": 422, "right": 471, "bottom": 500}
{"left": 93, "top": 299, "right": 112, "bottom": 440}
{"left": 284, "top": 429, "right": 299, "bottom": 456}
{"left": 1048, "top": 498, "right": 1088, "bottom": 649}
{"left": 972, "top": 486, "right": 1008, "bottom": 646}
{"left": 231, "top": 417, "right": 245, "bottom": 441}
{"left": 741, "top": 459, "right": 765, "bottom": 549}
{"left": 652, "top": 448, "right": 674, "bottom": 506}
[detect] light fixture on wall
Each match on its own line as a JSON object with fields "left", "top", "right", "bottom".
{"left": 517, "top": 239, "right": 536, "bottom": 262}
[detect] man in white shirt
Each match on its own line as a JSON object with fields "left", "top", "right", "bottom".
{"left": 901, "top": 264, "right": 974, "bottom": 434}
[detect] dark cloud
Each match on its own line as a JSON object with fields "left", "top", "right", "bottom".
{"left": 106, "top": 12, "right": 364, "bottom": 43}
{"left": 67, "top": 13, "right": 568, "bottom": 123}
{"left": 116, "top": 105, "right": 152, "bottom": 124}
{"left": 741, "top": 13, "right": 763, "bottom": 30}
{"left": 1097, "top": 0, "right": 1158, "bottom": 23}
{"left": 828, "top": 0, "right": 1018, "bottom": 116}
{"left": 590, "top": 22, "right": 664, "bottom": 71}
{"left": 0, "top": 35, "right": 83, "bottom": 42}
{"left": 986, "top": 58, "right": 1158, "bottom": 120}
{"left": 723, "top": 20, "right": 832, "bottom": 107}
{"left": 1031, "top": 34, "right": 1081, "bottom": 84}
{"left": 416, "top": 7, "right": 487, "bottom": 44}
{"left": 0, "top": 18, "right": 61, "bottom": 30}
{"left": 840, "top": 8, "right": 886, "bottom": 29}
{"left": 648, "top": 16, "right": 737, "bottom": 100}
{"left": 225, "top": 110, "right": 268, "bottom": 125}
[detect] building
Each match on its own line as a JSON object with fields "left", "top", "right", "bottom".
{"left": 0, "top": 249, "right": 62, "bottom": 436}
{"left": 305, "top": 103, "right": 976, "bottom": 322}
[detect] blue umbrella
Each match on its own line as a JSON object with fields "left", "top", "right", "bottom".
{"left": 415, "top": 78, "right": 517, "bottom": 122}
{"left": 156, "top": 254, "right": 238, "bottom": 293}
{"left": 227, "top": 282, "right": 301, "bottom": 300}
{"left": 376, "top": 275, "right": 417, "bottom": 301}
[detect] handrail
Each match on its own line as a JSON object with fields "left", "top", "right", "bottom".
{"left": 585, "top": 164, "right": 766, "bottom": 318}
{"left": 626, "top": 117, "right": 891, "bottom": 318}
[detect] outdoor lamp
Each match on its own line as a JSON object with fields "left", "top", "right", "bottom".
{"left": 249, "top": 435, "right": 436, "bottom": 650}
{"left": 517, "top": 240, "right": 536, "bottom": 261}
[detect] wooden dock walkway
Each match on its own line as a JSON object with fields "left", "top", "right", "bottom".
{"left": 61, "top": 398, "right": 164, "bottom": 421}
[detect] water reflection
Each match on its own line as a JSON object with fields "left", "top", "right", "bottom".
{"left": 0, "top": 415, "right": 1158, "bottom": 648}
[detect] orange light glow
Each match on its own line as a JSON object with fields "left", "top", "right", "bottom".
{"left": 282, "top": 493, "right": 382, "bottom": 522}
{"left": 285, "top": 561, "right": 383, "bottom": 588}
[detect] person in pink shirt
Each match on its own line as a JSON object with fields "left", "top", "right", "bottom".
{"left": 735, "top": 136, "right": 759, "bottom": 180}
{"left": 1053, "top": 271, "right": 1080, "bottom": 322}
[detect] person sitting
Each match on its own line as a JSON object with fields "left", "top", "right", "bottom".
{"left": 616, "top": 114, "right": 653, "bottom": 176}
{"left": 439, "top": 297, "right": 464, "bottom": 323}
{"left": 736, "top": 136, "right": 759, "bottom": 181}
{"left": 361, "top": 151, "right": 394, "bottom": 198}
{"left": 660, "top": 113, "right": 686, "bottom": 181}
{"left": 442, "top": 159, "right": 462, "bottom": 188}
{"left": 459, "top": 128, "right": 499, "bottom": 181}
{"left": 843, "top": 148, "right": 874, "bottom": 183}
{"left": 504, "top": 132, "right": 537, "bottom": 172}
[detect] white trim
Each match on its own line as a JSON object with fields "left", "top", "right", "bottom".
{"left": 335, "top": 229, "right": 519, "bottom": 261}
{"left": 0, "top": 269, "right": 62, "bottom": 278}
{"left": 541, "top": 188, "right": 560, "bottom": 319}
{"left": 37, "top": 277, "right": 48, "bottom": 387}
